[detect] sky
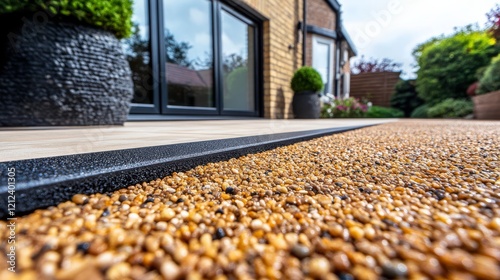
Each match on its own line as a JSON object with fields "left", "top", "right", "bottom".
{"left": 341, "top": 0, "right": 499, "bottom": 79}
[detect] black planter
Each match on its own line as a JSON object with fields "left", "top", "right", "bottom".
{"left": 292, "top": 91, "right": 320, "bottom": 119}
{"left": 0, "top": 16, "right": 133, "bottom": 126}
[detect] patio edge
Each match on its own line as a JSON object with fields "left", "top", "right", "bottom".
{"left": 0, "top": 124, "right": 376, "bottom": 218}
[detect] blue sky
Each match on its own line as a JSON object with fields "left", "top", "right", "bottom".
{"left": 341, "top": 0, "right": 499, "bottom": 79}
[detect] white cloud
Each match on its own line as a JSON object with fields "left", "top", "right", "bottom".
{"left": 341, "top": 0, "right": 498, "bottom": 78}
{"left": 190, "top": 8, "right": 209, "bottom": 26}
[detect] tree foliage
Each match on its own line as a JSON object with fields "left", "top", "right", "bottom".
{"left": 486, "top": 4, "right": 500, "bottom": 40}
{"left": 0, "top": 0, "right": 133, "bottom": 38}
{"left": 477, "top": 53, "right": 500, "bottom": 94}
{"left": 164, "top": 30, "right": 192, "bottom": 68}
{"left": 351, "top": 56, "right": 402, "bottom": 74}
{"left": 427, "top": 98, "right": 473, "bottom": 118}
{"left": 123, "top": 24, "right": 152, "bottom": 103}
{"left": 390, "top": 79, "right": 424, "bottom": 117}
{"left": 414, "top": 27, "right": 499, "bottom": 104}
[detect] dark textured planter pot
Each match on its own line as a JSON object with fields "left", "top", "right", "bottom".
{"left": 473, "top": 90, "right": 500, "bottom": 120}
{"left": 292, "top": 91, "right": 320, "bottom": 119}
{"left": 0, "top": 17, "right": 133, "bottom": 126}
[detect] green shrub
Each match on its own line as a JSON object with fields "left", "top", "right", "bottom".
{"left": 366, "top": 106, "right": 404, "bottom": 118}
{"left": 321, "top": 97, "right": 368, "bottom": 118}
{"left": 0, "top": 0, "right": 133, "bottom": 38}
{"left": 477, "top": 54, "right": 500, "bottom": 94}
{"left": 390, "top": 79, "right": 424, "bottom": 117}
{"left": 427, "top": 98, "right": 473, "bottom": 118}
{"left": 291, "top": 66, "right": 324, "bottom": 93}
{"left": 410, "top": 104, "right": 430, "bottom": 118}
{"left": 414, "top": 28, "right": 499, "bottom": 105}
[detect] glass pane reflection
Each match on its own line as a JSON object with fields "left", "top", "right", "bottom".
{"left": 164, "top": 0, "right": 215, "bottom": 108}
{"left": 221, "top": 10, "right": 255, "bottom": 111}
{"left": 122, "top": 0, "right": 154, "bottom": 104}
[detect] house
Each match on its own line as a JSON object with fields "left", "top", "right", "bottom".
{"left": 124, "top": 0, "right": 356, "bottom": 119}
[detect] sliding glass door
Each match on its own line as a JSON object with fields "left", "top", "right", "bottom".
{"left": 159, "top": 0, "right": 259, "bottom": 116}
{"left": 220, "top": 9, "right": 256, "bottom": 112}
{"left": 162, "top": 0, "right": 216, "bottom": 110}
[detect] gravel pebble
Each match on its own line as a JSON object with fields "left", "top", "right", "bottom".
{"left": 2, "top": 120, "right": 500, "bottom": 279}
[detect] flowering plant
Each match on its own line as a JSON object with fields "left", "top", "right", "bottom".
{"left": 321, "top": 97, "right": 369, "bottom": 118}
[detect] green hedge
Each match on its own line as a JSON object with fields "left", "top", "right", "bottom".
{"left": 291, "top": 66, "right": 324, "bottom": 93}
{"left": 410, "top": 104, "right": 430, "bottom": 118}
{"left": 366, "top": 106, "right": 404, "bottom": 118}
{"left": 427, "top": 98, "right": 473, "bottom": 118}
{"left": 477, "top": 54, "right": 500, "bottom": 94}
{"left": 0, "top": 0, "right": 133, "bottom": 38}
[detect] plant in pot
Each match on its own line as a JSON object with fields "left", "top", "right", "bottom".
{"left": 0, "top": 0, "right": 134, "bottom": 126}
{"left": 290, "top": 66, "right": 323, "bottom": 119}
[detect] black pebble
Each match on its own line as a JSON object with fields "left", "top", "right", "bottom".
{"left": 176, "top": 198, "right": 184, "bottom": 203}
{"left": 337, "top": 273, "right": 354, "bottom": 280}
{"left": 225, "top": 187, "right": 235, "bottom": 195}
{"left": 381, "top": 263, "right": 408, "bottom": 278}
{"left": 340, "top": 195, "right": 348, "bottom": 200}
{"left": 118, "top": 195, "right": 128, "bottom": 202}
{"left": 434, "top": 191, "right": 445, "bottom": 201}
{"left": 76, "top": 242, "right": 90, "bottom": 254}
{"left": 215, "top": 208, "right": 224, "bottom": 215}
{"left": 101, "top": 208, "right": 110, "bottom": 217}
{"left": 320, "top": 231, "right": 332, "bottom": 238}
{"left": 335, "top": 182, "right": 343, "bottom": 187}
{"left": 213, "top": 228, "right": 226, "bottom": 240}
{"left": 145, "top": 197, "right": 155, "bottom": 203}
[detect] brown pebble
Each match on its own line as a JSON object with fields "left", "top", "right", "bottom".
{"left": 291, "top": 244, "right": 310, "bottom": 259}
{"left": 72, "top": 194, "right": 88, "bottom": 205}
{"left": 309, "top": 257, "right": 331, "bottom": 277}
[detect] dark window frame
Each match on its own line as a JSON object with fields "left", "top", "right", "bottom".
{"left": 130, "top": 0, "right": 262, "bottom": 117}
{"left": 129, "top": 0, "right": 161, "bottom": 114}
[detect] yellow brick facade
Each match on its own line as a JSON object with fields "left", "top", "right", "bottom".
{"left": 241, "top": 0, "right": 304, "bottom": 119}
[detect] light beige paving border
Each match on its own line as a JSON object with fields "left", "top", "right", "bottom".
{"left": 0, "top": 119, "right": 396, "bottom": 161}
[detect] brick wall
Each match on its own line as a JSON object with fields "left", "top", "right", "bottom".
{"left": 350, "top": 72, "right": 401, "bottom": 107}
{"left": 307, "top": 0, "right": 336, "bottom": 30}
{"left": 242, "top": 0, "right": 303, "bottom": 119}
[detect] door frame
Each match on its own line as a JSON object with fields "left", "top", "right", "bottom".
{"left": 151, "top": 0, "right": 262, "bottom": 117}
{"left": 312, "top": 35, "right": 335, "bottom": 96}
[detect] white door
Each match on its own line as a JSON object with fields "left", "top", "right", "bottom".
{"left": 312, "top": 36, "right": 335, "bottom": 96}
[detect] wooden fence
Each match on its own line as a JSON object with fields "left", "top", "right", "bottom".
{"left": 349, "top": 72, "right": 401, "bottom": 107}
{"left": 473, "top": 90, "right": 500, "bottom": 120}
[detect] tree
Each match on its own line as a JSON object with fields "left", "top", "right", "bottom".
{"left": 164, "top": 30, "right": 192, "bottom": 68}
{"left": 413, "top": 26, "right": 499, "bottom": 104}
{"left": 486, "top": 4, "right": 500, "bottom": 41}
{"left": 390, "top": 79, "right": 424, "bottom": 117}
{"left": 223, "top": 53, "right": 247, "bottom": 73}
{"left": 351, "top": 56, "right": 402, "bottom": 74}
{"left": 123, "top": 24, "right": 153, "bottom": 103}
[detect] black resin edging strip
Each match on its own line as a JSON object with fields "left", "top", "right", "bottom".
{"left": 0, "top": 124, "right": 373, "bottom": 218}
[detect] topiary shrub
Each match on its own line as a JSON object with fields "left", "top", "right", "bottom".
{"left": 0, "top": 0, "right": 133, "bottom": 38}
{"left": 291, "top": 66, "right": 324, "bottom": 93}
{"left": 411, "top": 104, "right": 430, "bottom": 118}
{"left": 477, "top": 54, "right": 500, "bottom": 94}
{"left": 427, "top": 98, "right": 473, "bottom": 118}
{"left": 366, "top": 106, "right": 404, "bottom": 118}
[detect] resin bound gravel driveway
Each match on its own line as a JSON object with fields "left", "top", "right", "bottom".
{"left": 1, "top": 120, "right": 500, "bottom": 280}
